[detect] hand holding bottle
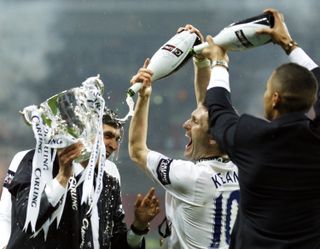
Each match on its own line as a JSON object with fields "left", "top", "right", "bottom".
{"left": 193, "top": 12, "right": 274, "bottom": 53}
{"left": 201, "top": 36, "right": 229, "bottom": 68}
{"left": 129, "top": 58, "right": 153, "bottom": 98}
{"left": 256, "top": 8, "right": 298, "bottom": 54}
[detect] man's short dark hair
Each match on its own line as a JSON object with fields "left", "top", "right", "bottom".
{"left": 273, "top": 62, "right": 318, "bottom": 113}
{"left": 102, "top": 108, "right": 123, "bottom": 129}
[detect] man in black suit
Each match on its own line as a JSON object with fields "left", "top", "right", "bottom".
{"left": 202, "top": 8, "right": 320, "bottom": 249}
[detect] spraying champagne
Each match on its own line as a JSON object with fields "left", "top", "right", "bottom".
{"left": 193, "top": 12, "right": 274, "bottom": 53}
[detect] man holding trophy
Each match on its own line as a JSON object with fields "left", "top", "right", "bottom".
{"left": 3, "top": 76, "right": 160, "bottom": 249}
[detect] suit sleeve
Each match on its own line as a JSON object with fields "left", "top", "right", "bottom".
{"left": 8, "top": 150, "right": 59, "bottom": 234}
{"left": 205, "top": 86, "right": 239, "bottom": 155}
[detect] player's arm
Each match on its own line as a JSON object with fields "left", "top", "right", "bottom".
{"left": 193, "top": 56, "right": 211, "bottom": 106}
{"left": 128, "top": 59, "right": 153, "bottom": 170}
{"left": 178, "top": 24, "right": 211, "bottom": 106}
{"left": 10, "top": 143, "right": 83, "bottom": 234}
{"left": 9, "top": 150, "right": 59, "bottom": 233}
{"left": 201, "top": 35, "right": 239, "bottom": 153}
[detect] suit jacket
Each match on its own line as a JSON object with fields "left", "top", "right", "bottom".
{"left": 6, "top": 149, "right": 145, "bottom": 249}
{"left": 205, "top": 67, "right": 320, "bottom": 249}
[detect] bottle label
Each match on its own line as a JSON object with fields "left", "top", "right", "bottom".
{"left": 234, "top": 30, "right": 253, "bottom": 48}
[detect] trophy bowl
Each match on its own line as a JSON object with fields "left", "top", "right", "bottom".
{"left": 20, "top": 75, "right": 105, "bottom": 162}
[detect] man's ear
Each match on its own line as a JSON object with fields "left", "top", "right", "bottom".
{"left": 272, "top": 92, "right": 281, "bottom": 109}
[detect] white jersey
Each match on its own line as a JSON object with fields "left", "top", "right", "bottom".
{"left": 147, "top": 150, "right": 239, "bottom": 249}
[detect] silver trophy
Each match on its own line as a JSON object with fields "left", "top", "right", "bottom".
{"left": 20, "top": 75, "right": 105, "bottom": 162}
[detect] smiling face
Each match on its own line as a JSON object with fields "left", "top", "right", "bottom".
{"left": 182, "top": 105, "right": 220, "bottom": 160}
{"left": 103, "top": 124, "right": 121, "bottom": 158}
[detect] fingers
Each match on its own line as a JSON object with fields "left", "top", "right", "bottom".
{"left": 263, "top": 8, "right": 285, "bottom": 25}
{"left": 144, "top": 187, "right": 155, "bottom": 200}
{"left": 206, "top": 35, "right": 214, "bottom": 45}
{"left": 151, "top": 195, "right": 161, "bottom": 213}
{"left": 202, "top": 35, "right": 228, "bottom": 62}
{"left": 130, "top": 58, "right": 153, "bottom": 85}
{"left": 139, "top": 187, "right": 159, "bottom": 208}
{"left": 263, "top": 8, "right": 283, "bottom": 19}
{"left": 130, "top": 68, "right": 153, "bottom": 88}
{"left": 143, "top": 58, "right": 150, "bottom": 68}
{"left": 256, "top": 27, "right": 272, "bottom": 35}
{"left": 130, "top": 71, "right": 153, "bottom": 87}
{"left": 177, "top": 24, "right": 204, "bottom": 42}
{"left": 134, "top": 193, "right": 143, "bottom": 208}
{"left": 140, "top": 189, "right": 153, "bottom": 207}
{"left": 57, "top": 141, "right": 84, "bottom": 166}
{"left": 133, "top": 188, "right": 160, "bottom": 224}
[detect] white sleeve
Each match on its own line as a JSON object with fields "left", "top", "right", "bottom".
{"left": 289, "top": 47, "right": 318, "bottom": 70}
{"left": 0, "top": 150, "right": 30, "bottom": 248}
{"left": 146, "top": 151, "right": 201, "bottom": 203}
{"left": 44, "top": 179, "right": 66, "bottom": 207}
{"left": 207, "top": 66, "right": 230, "bottom": 91}
{"left": 0, "top": 188, "right": 12, "bottom": 248}
{"left": 7, "top": 150, "right": 31, "bottom": 172}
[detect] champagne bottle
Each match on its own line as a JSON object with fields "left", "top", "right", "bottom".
{"left": 127, "top": 30, "right": 200, "bottom": 97}
{"left": 193, "top": 12, "right": 274, "bottom": 53}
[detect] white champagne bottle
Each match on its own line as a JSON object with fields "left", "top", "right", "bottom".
{"left": 193, "top": 12, "right": 274, "bottom": 53}
{"left": 127, "top": 30, "right": 200, "bottom": 97}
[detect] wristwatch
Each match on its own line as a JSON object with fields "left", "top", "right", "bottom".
{"left": 283, "top": 40, "right": 298, "bottom": 55}
{"left": 211, "top": 60, "right": 229, "bottom": 71}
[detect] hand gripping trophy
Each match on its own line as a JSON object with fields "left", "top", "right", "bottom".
{"left": 21, "top": 75, "right": 105, "bottom": 160}
{"left": 20, "top": 75, "right": 106, "bottom": 234}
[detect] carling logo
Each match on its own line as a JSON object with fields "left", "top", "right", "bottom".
{"left": 156, "top": 158, "right": 173, "bottom": 185}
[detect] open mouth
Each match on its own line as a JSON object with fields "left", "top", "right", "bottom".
{"left": 185, "top": 133, "right": 192, "bottom": 150}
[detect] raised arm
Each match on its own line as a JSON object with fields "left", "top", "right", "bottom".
{"left": 9, "top": 143, "right": 83, "bottom": 233}
{"left": 128, "top": 59, "right": 153, "bottom": 170}
{"left": 257, "top": 8, "right": 320, "bottom": 119}
{"left": 178, "top": 24, "right": 211, "bottom": 106}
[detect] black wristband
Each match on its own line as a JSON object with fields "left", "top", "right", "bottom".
{"left": 130, "top": 224, "right": 150, "bottom": 235}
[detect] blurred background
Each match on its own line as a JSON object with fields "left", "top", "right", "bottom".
{"left": 0, "top": 0, "right": 319, "bottom": 247}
